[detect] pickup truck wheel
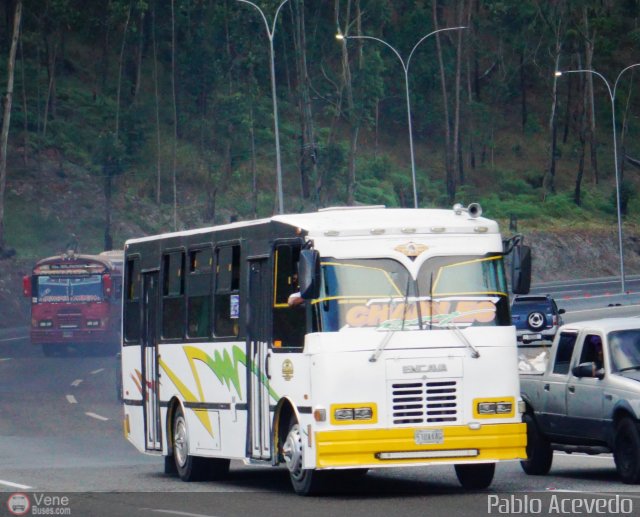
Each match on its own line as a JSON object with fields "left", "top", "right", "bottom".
{"left": 614, "top": 418, "right": 640, "bottom": 484}
{"left": 454, "top": 463, "right": 495, "bottom": 489}
{"left": 520, "top": 413, "right": 553, "bottom": 475}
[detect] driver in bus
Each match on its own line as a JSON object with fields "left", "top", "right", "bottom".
{"left": 288, "top": 273, "right": 304, "bottom": 307}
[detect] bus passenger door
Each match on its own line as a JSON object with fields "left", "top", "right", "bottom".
{"left": 142, "top": 271, "right": 161, "bottom": 451}
{"left": 247, "top": 259, "right": 272, "bottom": 460}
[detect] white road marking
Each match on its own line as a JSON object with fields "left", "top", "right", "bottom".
{"left": 544, "top": 489, "right": 640, "bottom": 499}
{"left": 0, "top": 479, "right": 33, "bottom": 489}
{"left": 141, "top": 509, "right": 219, "bottom": 517}
{"left": 85, "top": 412, "right": 109, "bottom": 421}
{"left": 66, "top": 395, "right": 77, "bottom": 404}
{"left": 71, "top": 379, "right": 83, "bottom": 387}
{"left": 0, "top": 335, "right": 28, "bottom": 343}
{"left": 553, "top": 452, "right": 613, "bottom": 460}
{"left": 90, "top": 368, "right": 105, "bottom": 375}
{"left": 0, "top": 357, "right": 12, "bottom": 362}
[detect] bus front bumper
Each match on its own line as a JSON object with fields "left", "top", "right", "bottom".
{"left": 31, "top": 328, "right": 116, "bottom": 345}
{"left": 315, "top": 422, "right": 526, "bottom": 468}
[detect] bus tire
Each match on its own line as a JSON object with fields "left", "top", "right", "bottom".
{"left": 520, "top": 413, "right": 553, "bottom": 475}
{"left": 454, "top": 463, "right": 495, "bottom": 490}
{"left": 282, "top": 417, "right": 325, "bottom": 495}
{"left": 614, "top": 417, "right": 640, "bottom": 484}
{"left": 164, "top": 455, "right": 177, "bottom": 475}
{"left": 172, "top": 405, "right": 207, "bottom": 481}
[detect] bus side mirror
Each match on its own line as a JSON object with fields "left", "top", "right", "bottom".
{"left": 298, "top": 249, "right": 320, "bottom": 300}
{"left": 103, "top": 274, "right": 113, "bottom": 298}
{"left": 511, "top": 244, "right": 531, "bottom": 295}
{"left": 22, "top": 275, "right": 32, "bottom": 297}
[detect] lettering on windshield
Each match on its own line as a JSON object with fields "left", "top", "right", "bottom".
{"left": 344, "top": 299, "right": 497, "bottom": 328}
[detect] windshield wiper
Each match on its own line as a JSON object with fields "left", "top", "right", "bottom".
{"left": 436, "top": 321, "right": 480, "bottom": 359}
{"left": 369, "top": 275, "right": 412, "bottom": 362}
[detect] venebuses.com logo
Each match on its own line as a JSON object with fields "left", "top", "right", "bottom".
{"left": 6, "top": 492, "right": 71, "bottom": 516}
{"left": 6, "top": 493, "right": 30, "bottom": 516}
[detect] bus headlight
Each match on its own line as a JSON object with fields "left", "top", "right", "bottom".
{"left": 473, "top": 397, "right": 515, "bottom": 418}
{"left": 86, "top": 320, "right": 101, "bottom": 327}
{"left": 38, "top": 320, "right": 53, "bottom": 328}
{"left": 330, "top": 403, "right": 377, "bottom": 424}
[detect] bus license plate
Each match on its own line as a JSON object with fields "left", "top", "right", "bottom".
{"left": 63, "top": 331, "right": 73, "bottom": 338}
{"left": 415, "top": 429, "right": 444, "bottom": 445}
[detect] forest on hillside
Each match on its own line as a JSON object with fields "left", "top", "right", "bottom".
{"left": 1, "top": 0, "right": 640, "bottom": 255}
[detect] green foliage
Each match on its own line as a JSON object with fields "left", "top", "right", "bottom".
{"left": 3, "top": 0, "right": 640, "bottom": 258}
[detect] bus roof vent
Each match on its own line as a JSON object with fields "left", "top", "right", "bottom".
{"left": 318, "top": 205, "right": 386, "bottom": 212}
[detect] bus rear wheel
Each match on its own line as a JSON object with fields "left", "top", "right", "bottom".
{"left": 454, "top": 463, "right": 495, "bottom": 490}
{"left": 282, "top": 418, "right": 325, "bottom": 495}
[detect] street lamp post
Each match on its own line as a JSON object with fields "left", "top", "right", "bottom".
{"left": 236, "top": 0, "right": 290, "bottom": 214}
{"left": 556, "top": 64, "right": 640, "bottom": 294}
{"left": 336, "top": 27, "right": 466, "bottom": 208}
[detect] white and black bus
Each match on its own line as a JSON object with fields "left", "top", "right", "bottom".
{"left": 121, "top": 204, "right": 531, "bottom": 495}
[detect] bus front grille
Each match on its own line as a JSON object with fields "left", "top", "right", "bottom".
{"left": 57, "top": 315, "right": 82, "bottom": 329}
{"left": 391, "top": 381, "right": 459, "bottom": 425}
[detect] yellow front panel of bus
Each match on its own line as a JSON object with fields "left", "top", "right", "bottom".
{"left": 315, "top": 423, "right": 526, "bottom": 468}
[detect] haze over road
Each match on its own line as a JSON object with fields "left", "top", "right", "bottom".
{"left": 1, "top": 285, "right": 639, "bottom": 516}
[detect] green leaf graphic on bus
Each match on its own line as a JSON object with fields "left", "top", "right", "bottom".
{"left": 160, "top": 345, "right": 279, "bottom": 414}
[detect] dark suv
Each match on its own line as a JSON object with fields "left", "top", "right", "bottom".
{"left": 511, "top": 294, "right": 565, "bottom": 343}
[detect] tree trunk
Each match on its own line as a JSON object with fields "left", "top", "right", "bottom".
{"left": 171, "top": 0, "right": 178, "bottom": 230}
{"left": 152, "top": 1, "right": 162, "bottom": 205}
{"left": 520, "top": 49, "right": 527, "bottom": 132}
{"left": 465, "top": 1, "right": 475, "bottom": 170}
{"left": 103, "top": 171, "right": 113, "bottom": 251}
{"left": 131, "top": 9, "right": 145, "bottom": 101}
{"left": 583, "top": 7, "right": 599, "bottom": 184}
{"left": 115, "top": 3, "right": 132, "bottom": 139}
{"left": 574, "top": 55, "right": 586, "bottom": 206}
{"left": 291, "top": 0, "right": 316, "bottom": 201}
{"left": 0, "top": 0, "right": 21, "bottom": 251}
{"left": 42, "top": 36, "right": 57, "bottom": 139}
{"left": 337, "top": 0, "right": 359, "bottom": 206}
{"left": 562, "top": 71, "right": 572, "bottom": 144}
{"left": 433, "top": 0, "right": 454, "bottom": 202}
{"left": 99, "top": 0, "right": 112, "bottom": 94}
{"left": 453, "top": 0, "right": 464, "bottom": 187}
{"left": 543, "top": 16, "right": 563, "bottom": 198}
{"left": 250, "top": 105, "right": 258, "bottom": 219}
{"left": 19, "top": 24, "right": 27, "bottom": 166}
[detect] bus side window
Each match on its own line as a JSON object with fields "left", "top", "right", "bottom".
{"left": 273, "top": 244, "right": 304, "bottom": 349}
{"left": 214, "top": 245, "right": 240, "bottom": 338}
{"left": 124, "top": 257, "right": 140, "bottom": 343}
{"left": 187, "top": 247, "right": 212, "bottom": 339}
{"left": 162, "top": 251, "right": 185, "bottom": 340}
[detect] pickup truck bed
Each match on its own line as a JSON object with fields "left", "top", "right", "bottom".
{"left": 518, "top": 318, "right": 640, "bottom": 484}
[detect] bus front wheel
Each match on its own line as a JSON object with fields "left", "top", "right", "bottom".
{"left": 454, "top": 463, "right": 495, "bottom": 490}
{"left": 282, "top": 418, "right": 325, "bottom": 495}
{"left": 172, "top": 405, "right": 207, "bottom": 481}
{"left": 171, "top": 405, "right": 229, "bottom": 482}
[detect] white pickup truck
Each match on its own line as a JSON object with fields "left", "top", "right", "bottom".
{"left": 519, "top": 318, "right": 640, "bottom": 484}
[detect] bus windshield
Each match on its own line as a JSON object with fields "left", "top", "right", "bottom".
{"left": 36, "top": 275, "right": 104, "bottom": 303}
{"left": 314, "top": 255, "right": 510, "bottom": 331}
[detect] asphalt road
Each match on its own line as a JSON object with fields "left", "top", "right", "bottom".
{"left": 1, "top": 300, "right": 640, "bottom": 517}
